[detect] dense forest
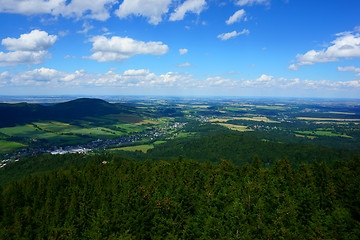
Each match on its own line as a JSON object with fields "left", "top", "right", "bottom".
{"left": 1, "top": 154, "right": 360, "bottom": 239}
{"left": 111, "top": 123, "right": 358, "bottom": 167}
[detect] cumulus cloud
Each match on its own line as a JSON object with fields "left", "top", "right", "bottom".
{"left": 2, "top": 29, "right": 57, "bottom": 51}
{"left": 54, "top": 0, "right": 116, "bottom": 21}
{"left": 85, "top": 35, "right": 169, "bottom": 62}
{"left": 0, "top": 0, "right": 116, "bottom": 21}
{"left": 201, "top": 76, "right": 237, "bottom": 87}
{"left": 226, "top": 9, "right": 246, "bottom": 25}
{"left": 338, "top": 66, "right": 360, "bottom": 73}
{"left": 5, "top": 68, "right": 195, "bottom": 88}
{"left": 115, "top": 0, "right": 172, "bottom": 25}
{"left": 3, "top": 68, "right": 360, "bottom": 94}
{"left": 0, "top": 51, "right": 50, "bottom": 66}
{"left": 289, "top": 31, "right": 360, "bottom": 70}
{"left": 0, "top": 71, "right": 10, "bottom": 86}
{"left": 169, "top": 0, "right": 207, "bottom": 21}
{"left": 179, "top": 48, "right": 188, "bottom": 55}
{"left": 236, "top": 0, "right": 270, "bottom": 6}
{"left": 0, "top": 30, "right": 57, "bottom": 66}
{"left": 123, "top": 69, "right": 150, "bottom": 76}
{"left": 239, "top": 74, "right": 360, "bottom": 89}
{"left": 176, "top": 62, "right": 194, "bottom": 67}
{"left": 338, "top": 66, "right": 360, "bottom": 77}
{"left": 217, "top": 29, "right": 249, "bottom": 40}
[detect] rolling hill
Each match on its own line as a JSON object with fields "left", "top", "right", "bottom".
{"left": 0, "top": 98, "right": 138, "bottom": 127}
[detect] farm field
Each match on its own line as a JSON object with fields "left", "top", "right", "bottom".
{"left": 0, "top": 140, "right": 26, "bottom": 153}
{"left": 110, "top": 144, "right": 155, "bottom": 153}
{"left": 1, "top": 97, "right": 360, "bottom": 158}
{"left": 296, "top": 117, "right": 360, "bottom": 122}
{"left": 216, "top": 123, "right": 253, "bottom": 132}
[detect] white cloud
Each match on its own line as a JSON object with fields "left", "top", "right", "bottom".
{"left": 64, "top": 55, "right": 76, "bottom": 59}
{"left": 226, "top": 9, "right": 246, "bottom": 25}
{"left": 289, "top": 32, "right": 360, "bottom": 70}
{"left": 217, "top": 29, "right": 249, "bottom": 40}
{"left": 115, "top": 0, "right": 172, "bottom": 25}
{"left": 0, "top": 30, "right": 57, "bottom": 66}
{"left": 3, "top": 68, "right": 360, "bottom": 96}
{"left": 6, "top": 68, "right": 194, "bottom": 88}
{"left": 54, "top": 0, "right": 116, "bottom": 21}
{"left": 179, "top": 48, "right": 188, "bottom": 55}
{"left": 240, "top": 74, "right": 360, "bottom": 90}
{"left": 2, "top": 30, "right": 57, "bottom": 51}
{"left": 0, "top": 71, "right": 10, "bottom": 86}
{"left": 337, "top": 66, "right": 360, "bottom": 73}
{"left": 338, "top": 66, "right": 360, "bottom": 77}
{"left": 176, "top": 62, "right": 194, "bottom": 67}
{"left": 0, "top": 0, "right": 117, "bottom": 21}
{"left": 236, "top": 0, "right": 270, "bottom": 6}
{"left": 169, "top": 0, "right": 207, "bottom": 21}
{"left": 85, "top": 35, "right": 169, "bottom": 62}
{"left": 123, "top": 69, "right": 150, "bottom": 76}
{"left": 0, "top": 0, "right": 62, "bottom": 15}
{"left": 201, "top": 76, "right": 237, "bottom": 87}
{"left": 0, "top": 51, "right": 50, "bottom": 66}
{"left": 58, "top": 30, "right": 70, "bottom": 37}
{"left": 77, "top": 22, "right": 94, "bottom": 34}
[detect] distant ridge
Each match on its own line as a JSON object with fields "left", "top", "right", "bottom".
{"left": 0, "top": 98, "right": 136, "bottom": 127}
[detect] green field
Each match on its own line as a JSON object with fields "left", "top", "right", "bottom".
{"left": 225, "top": 107, "right": 248, "bottom": 112}
{"left": 110, "top": 144, "right": 154, "bottom": 153}
{"left": 109, "top": 140, "right": 167, "bottom": 153}
{"left": 0, "top": 140, "right": 26, "bottom": 153}
{"left": 216, "top": 123, "right": 253, "bottom": 132}
{"left": 295, "top": 130, "right": 351, "bottom": 138}
{"left": 0, "top": 125, "right": 39, "bottom": 137}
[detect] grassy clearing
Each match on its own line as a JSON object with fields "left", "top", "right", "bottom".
{"left": 69, "top": 127, "right": 120, "bottom": 136}
{"left": 34, "top": 121, "right": 75, "bottom": 132}
{"left": 0, "top": 125, "right": 39, "bottom": 137}
{"left": 134, "top": 120, "right": 159, "bottom": 125}
{"left": 190, "top": 105, "right": 211, "bottom": 108}
{"left": 114, "top": 124, "right": 147, "bottom": 133}
{"left": 0, "top": 140, "right": 26, "bottom": 153}
{"left": 225, "top": 107, "right": 248, "bottom": 112}
{"left": 295, "top": 130, "right": 352, "bottom": 138}
{"left": 110, "top": 144, "right": 154, "bottom": 153}
{"left": 254, "top": 105, "right": 287, "bottom": 111}
{"left": 234, "top": 117, "right": 280, "bottom": 123}
{"left": 216, "top": 123, "right": 253, "bottom": 132}
{"left": 297, "top": 117, "right": 360, "bottom": 122}
{"left": 210, "top": 118, "right": 232, "bottom": 123}
{"left": 210, "top": 116, "right": 279, "bottom": 123}
{"left": 328, "top": 111, "right": 356, "bottom": 115}
{"left": 173, "top": 132, "right": 197, "bottom": 139}
{"left": 295, "top": 134, "right": 316, "bottom": 139}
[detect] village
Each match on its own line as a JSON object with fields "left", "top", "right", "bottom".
{"left": 0, "top": 122, "right": 187, "bottom": 168}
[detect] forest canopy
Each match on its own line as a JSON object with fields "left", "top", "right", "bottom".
{"left": 1, "top": 154, "right": 360, "bottom": 239}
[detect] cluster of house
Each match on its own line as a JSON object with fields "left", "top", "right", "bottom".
{"left": 0, "top": 158, "right": 18, "bottom": 168}
{"left": 50, "top": 147, "right": 90, "bottom": 155}
{"left": 1, "top": 122, "right": 188, "bottom": 168}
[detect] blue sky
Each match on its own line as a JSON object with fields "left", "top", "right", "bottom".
{"left": 0, "top": 0, "right": 359, "bottom": 98}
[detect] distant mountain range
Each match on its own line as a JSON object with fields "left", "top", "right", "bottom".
{"left": 0, "top": 98, "right": 137, "bottom": 127}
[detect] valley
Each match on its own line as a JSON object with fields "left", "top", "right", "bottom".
{"left": 1, "top": 97, "right": 360, "bottom": 167}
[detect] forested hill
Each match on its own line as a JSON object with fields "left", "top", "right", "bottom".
{"left": 145, "top": 132, "right": 356, "bottom": 166}
{"left": 0, "top": 98, "right": 137, "bottom": 127}
{"left": 1, "top": 154, "right": 359, "bottom": 239}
